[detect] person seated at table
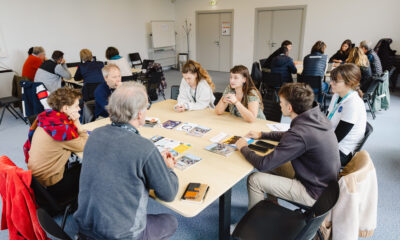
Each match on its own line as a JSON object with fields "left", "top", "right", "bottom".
{"left": 34, "top": 50, "right": 72, "bottom": 93}
{"left": 24, "top": 87, "right": 88, "bottom": 201}
{"left": 74, "top": 82, "right": 178, "bottom": 240}
{"left": 105, "top": 46, "right": 132, "bottom": 77}
{"left": 174, "top": 60, "right": 215, "bottom": 112}
{"left": 327, "top": 63, "right": 366, "bottom": 166}
{"left": 270, "top": 47, "right": 297, "bottom": 83}
{"left": 262, "top": 40, "right": 292, "bottom": 69}
{"left": 215, "top": 65, "right": 265, "bottom": 122}
{"left": 329, "top": 39, "right": 353, "bottom": 63}
{"left": 22, "top": 46, "right": 46, "bottom": 81}
{"left": 94, "top": 64, "right": 122, "bottom": 119}
{"left": 235, "top": 83, "right": 340, "bottom": 209}
{"left": 302, "top": 41, "right": 329, "bottom": 99}
{"left": 360, "top": 40, "right": 383, "bottom": 75}
{"left": 74, "top": 49, "right": 105, "bottom": 101}
{"left": 346, "top": 47, "right": 372, "bottom": 93}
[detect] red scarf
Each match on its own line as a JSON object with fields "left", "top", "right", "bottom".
{"left": 23, "top": 110, "right": 79, "bottom": 163}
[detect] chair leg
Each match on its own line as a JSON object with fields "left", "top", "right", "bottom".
{"left": 367, "top": 100, "right": 376, "bottom": 119}
{"left": 6, "top": 105, "right": 18, "bottom": 119}
{"left": 0, "top": 107, "right": 6, "bottom": 125}
{"left": 7, "top": 105, "right": 28, "bottom": 124}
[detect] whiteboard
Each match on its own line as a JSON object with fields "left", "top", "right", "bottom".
{"left": 151, "top": 21, "right": 175, "bottom": 48}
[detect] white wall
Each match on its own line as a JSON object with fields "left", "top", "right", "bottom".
{"left": 174, "top": 0, "right": 400, "bottom": 70}
{"left": 0, "top": 0, "right": 175, "bottom": 74}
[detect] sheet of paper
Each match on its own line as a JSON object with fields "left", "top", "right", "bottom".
{"left": 266, "top": 123, "right": 290, "bottom": 132}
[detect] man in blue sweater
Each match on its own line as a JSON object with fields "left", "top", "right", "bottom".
{"left": 75, "top": 82, "right": 179, "bottom": 240}
{"left": 94, "top": 64, "right": 122, "bottom": 119}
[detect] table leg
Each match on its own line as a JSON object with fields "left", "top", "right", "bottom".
{"left": 219, "top": 188, "right": 232, "bottom": 240}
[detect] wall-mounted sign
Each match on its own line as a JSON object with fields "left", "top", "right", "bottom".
{"left": 221, "top": 22, "right": 231, "bottom": 36}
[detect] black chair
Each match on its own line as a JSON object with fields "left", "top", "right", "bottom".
{"left": 299, "top": 75, "right": 326, "bottom": 110}
{"left": 82, "top": 100, "right": 96, "bottom": 124}
{"left": 66, "top": 62, "right": 80, "bottom": 68}
{"left": 261, "top": 72, "right": 283, "bottom": 102}
{"left": 259, "top": 58, "right": 268, "bottom": 69}
{"left": 251, "top": 62, "right": 262, "bottom": 89}
{"left": 37, "top": 208, "right": 72, "bottom": 240}
{"left": 213, "top": 92, "right": 223, "bottom": 106}
{"left": 353, "top": 122, "right": 373, "bottom": 154}
{"left": 170, "top": 85, "right": 180, "bottom": 100}
{"left": 121, "top": 75, "right": 135, "bottom": 82}
{"left": 82, "top": 83, "right": 101, "bottom": 102}
{"left": 142, "top": 59, "right": 155, "bottom": 70}
{"left": 363, "top": 75, "right": 384, "bottom": 119}
{"left": 388, "top": 66, "right": 397, "bottom": 91}
{"left": 232, "top": 181, "right": 340, "bottom": 240}
{"left": 263, "top": 97, "right": 282, "bottom": 122}
{"left": 30, "top": 176, "right": 76, "bottom": 230}
{"left": 129, "top": 52, "right": 143, "bottom": 68}
{"left": 0, "top": 96, "right": 27, "bottom": 125}
{"left": 146, "top": 71, "right": 165, "bottom": 101}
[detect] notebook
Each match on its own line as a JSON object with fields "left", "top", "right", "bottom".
{"left": 181, "top": 183, "right": 209, "bottom": 203}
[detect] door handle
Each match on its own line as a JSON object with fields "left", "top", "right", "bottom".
{"left": 214, "top": 41, "right": 220, "bottom": 46}
{"left": 271, "top": 42, "right": 277, "bottom": 47}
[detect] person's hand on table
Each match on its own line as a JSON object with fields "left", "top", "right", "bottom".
{"left": 235, "top": 138, "right": 249, "bottom": 151}
{"left": 245, "top": 131, "right": 261, "bottom": 140}
{"left": 174, "top": 104, "right": 186, "bottom": 112}
{"left": 224, "top": 94, "right": 238, "bottom": 105}
{"left": 162, "top": 151, "right": 177, "bottom": 169}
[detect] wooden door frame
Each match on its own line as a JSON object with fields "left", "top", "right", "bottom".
{"left": 196, "top": 9, "right": 234, "bottom": 71}
{"left": 253, "top": 5, "right": 307, "bottom": 62}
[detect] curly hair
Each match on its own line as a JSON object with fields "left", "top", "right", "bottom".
{"left": 47, "top": 87, "right": 82, "bottom": 112}
{"left": 182, "top": 60, "right": 215, "bottom": 91}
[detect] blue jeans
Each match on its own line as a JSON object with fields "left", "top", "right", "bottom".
{"left": 138, "top": 214, "right": 178, "bottom": 240}
{"left": 313, "top": 81, "right": 329, "bottom": 103}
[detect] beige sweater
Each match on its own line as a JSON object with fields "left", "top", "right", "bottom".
{"left": 27, "top": 127, "right": 88, "bottom": 186}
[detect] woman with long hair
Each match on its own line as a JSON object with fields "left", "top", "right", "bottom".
{"left": 327, "top": 63, "right": 366, "bottom": 166}
{"left": 346, "top": 47, "right": 372, "bottom": 92}
{"left": 329, "top": 39, "right": 353, "bottom": 63}
{"left": 215, "top": 65, "right": 265, "bottom": 122}
{"left": 174, "top": 60, "right": 215, "bottom": 111}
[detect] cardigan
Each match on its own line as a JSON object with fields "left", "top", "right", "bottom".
{"left": 27, "top": 127, "right": 88, "bottom": 186}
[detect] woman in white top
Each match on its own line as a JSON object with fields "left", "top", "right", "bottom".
{"left": 174, "top": 60, "right": 215, "bottom": 112}
{"left": 327, "top": 63, "right": 366, "bottom": 166}
{"left": 105, "top": 47, "right": 132, "bottom": 77}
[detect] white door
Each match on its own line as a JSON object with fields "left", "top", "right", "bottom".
{"left": 197, "top": 12, "right": 232, "bottom": 72}
{"left": 254, "top": 8, "right": 304, "bottom": 62}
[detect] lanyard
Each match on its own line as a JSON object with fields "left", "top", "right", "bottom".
{"left": 328, "top": 91, "right": 353, "bottom": 120}
{"left": 191, "top": 86, "right": 197, "bottom": 103}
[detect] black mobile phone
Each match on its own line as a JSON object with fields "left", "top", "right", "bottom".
{"left": 255, "top": 141, "right": 275, "bottom": 149}
{"left": 248, "top": 144, "right": 269, "bottom": 153}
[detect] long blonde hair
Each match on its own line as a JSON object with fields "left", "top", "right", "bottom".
{"left": 182, "top": 60, "right": 215, "bottom": 91}
{"left": 346, "top": 47, "right": 369, "bottom": 68}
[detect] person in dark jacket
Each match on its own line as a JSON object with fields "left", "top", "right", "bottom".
{"left": 75, "top": 82, "right": 179, "bottom": 240}
{"left": 360, "top": 40, "right": 383, "bottom": 75}
{"left": 270, "top": 47, "right": 297, "bottom": 83}
{"left": 235, "top": 83, "right": 340, "bottom": 209}
{"left": 262, "top": 40, "right": 292, "bottom": 69}
{"left": 94, "top": 64, "right": 122, "bottom": 119}
{"left": 346, "top": 47, "right": 372, "bottom": 92}
{"left": 74, "top": 49, "right": 105, "bottom": 101}
{"left": 329, "top": 39, "right": 353, "bottom": 63}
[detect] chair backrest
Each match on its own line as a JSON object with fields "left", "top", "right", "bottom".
{"left": 353, "top": 122, "right": 373, "bottom": 153}
{"left": 147, "top": 71, "right": 163, "bottom": 101}
{"left": 263, "top": 97, "right": 282, "bottom": 122}
{"left": 170, "top": 85, "right": 180, "bottom": 100}
{"left": 66, "top": 62, "right": 80, "bottom": 68}
{"left": 30, "top": 176, "right": 64, "bottom": 215}
{"left": 295, "top": 181, "right": 340, "bottom": 240}
{"left": 301, "top": 75, "right": 323, "bottom": 91}
{"left": 251, "top": 62, "right": 262, "bottom": 89}
{"left": 142, "top": 59, "right": 155, "bottom": 70}
{"left": 364, "top": 75, "right": 384, "bottom": 99}
{"left": 82, "top": 100, "right": 96, "bottom": 124}
{"left": 262, "top": 72, "right": 283, "bottom": 88}
{"left": 82, "top": 82, "right": 101, "bottom": 102}
{"left": 259, "top": 58, "right": 268, "bottom": 69}
{"left": 129, "top": 52, "right": 142, "bottom": 67}
{"left": 213, "top": 92, "right": 223, "bottom": 106}
{"left": 37, "top": 208, "right": 72, "bottom": 240}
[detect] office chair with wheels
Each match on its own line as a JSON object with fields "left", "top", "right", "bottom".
{"left": 233, "top": 181, "right": 339, "bottom": 240}
{"left": 37, "top": 208, "right": 72, "bottom": 240}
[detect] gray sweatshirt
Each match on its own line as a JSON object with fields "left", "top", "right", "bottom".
{"left": 240, "top": 104, "right": 340, "bottom": 199}
{"left": 34, "top": 59, "right": 71, "bottom": 92}
{"left": 74, "top": 123, "right": 178, "bottom": 239}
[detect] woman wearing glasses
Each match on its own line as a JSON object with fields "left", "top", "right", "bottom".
{"left": 327, "top": 63, "right": 366, "bottom": 166}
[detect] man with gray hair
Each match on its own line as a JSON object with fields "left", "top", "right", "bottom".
{"left": 75, "top": 82, "right": 179, "bottom": 240}
{"left": 360, "top": 40, "right": 382, "bottom": 75}
{"left": 94, "top": 63, "right": 122, "bottom": 118}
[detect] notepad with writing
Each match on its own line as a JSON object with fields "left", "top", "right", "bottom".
{"left": 181, "top": 183, "right": 209, "bottom": 203}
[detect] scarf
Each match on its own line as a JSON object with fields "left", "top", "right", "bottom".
{"left": 23, "top": 109, "right": 79, "bottom": 163}
{"left": 110, "top": 55, "right": 122, "bottom": 60}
